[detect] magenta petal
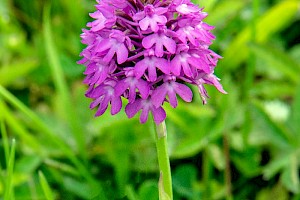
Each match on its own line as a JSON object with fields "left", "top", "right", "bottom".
{"left": 136, "top": 79, "right": 150, "bottom": 99}
{"left": 116, "top": 44, "right": 128, "bottom": 64}
{"left": 172, "top": 82, "right": 193, "bottom": 102}
{"left": 182, "top": 61, "right": 193, "bottom": 77}
{"left": 139, "top": 18, "right": 150, "bottom": 31}
{"left": 148, "top": 64, "right": 157, "bottom": 82}
{"left": 97, "top": 39, "right": 111, "bottom": 53}
{"left": 154, "top": 40, "right": 164, "bottom": 57}
{"left": 125, "top": 99, "right": 142, "bottom": 118}
{"left": 134, "top": 60, "right": 148, "bottom": 79}
{"left": 170, "top": 56, "right": 181, "bottom": 76}
{"left": 152, "top": 107, "right": 166, "bottom": 124}
{"left": 128, "top": 85, "right": 137, "bottom": 102}
{"left": 162, "top": 36, "right": 176, "bottom": 54}
{"left": 114, "top": 79, "right": 128, "bottom": 96}
{"left": 168, "top": 90, "right": 178, "bottom": 108}
{"left": 156, "top": 58, "right": 170, "bottom": 74}
{"left": 150, "top": 20, "right": 158, "bottom": 32}
{"left": 90, "top": 97, "right": 102, "bottom": 109}
{"left": 102, "top": 48, "right": 115, "bottom": 63}
{"left": 142, "top": 34, "right": 156, "bottom": 49}
{"left": 140, "top": 107, "right": 150, "bottom": 124}
{"left": 110, "top": 96, "right": 122, "bottom": 115}
{"left": 151, "top": 86, "right": 167, "bottom": 108}
{"left": 95, "top": 95, "right": 110, "bottom": 116}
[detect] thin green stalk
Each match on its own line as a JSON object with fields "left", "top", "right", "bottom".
{"left": 4, "top": 138, "right": 16, "bottom": 200}
{"left": 43, "top": 4, "right": 86, "bottom": 161}
{"left": 1, "top": 120, "right": 9, "bottom": 165}
{"left": 154, "top": 120, "right": 173, "bottom": 200}
{"left": 223, "top": 133, "right": 233, "bottom": 200}
{"left": 243, "top": 0, "right": 259, "bottom": 145}
{"left": 203, "top": 149, "right": 212, "bottom": 200}
{"left": 39, "top": 171, "right": 55, "bottom": 200}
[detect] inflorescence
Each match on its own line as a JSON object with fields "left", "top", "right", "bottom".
{"left": 78, "top": 0, "right": 226, "bottom": 124}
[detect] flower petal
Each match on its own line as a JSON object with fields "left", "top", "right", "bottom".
{"left": 134, "top": 60, "right": 148, "bottom": 79}
{"left": 151, "top": 106, "right": 166, "bottom": 124}
{"left": 172, "top": 82, "right": 193, "bottom": 102}
{"left": 110, "top": 96, "right": 122, "bottom": 115}
{"left": 125, "top": 99, "right": 142, "bottom": 118}
{"left": 116, "top": 44, "right": 128, "bottom": 64}
{"left": 151, "top": 85, "right": 168, "bottom": 108}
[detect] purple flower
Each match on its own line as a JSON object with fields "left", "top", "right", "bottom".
{"left": 78, "top": 0, "right": 226, "bottom": 124}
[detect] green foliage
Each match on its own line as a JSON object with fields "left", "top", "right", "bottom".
{"left": 0, "top": 0, "right": 300, "bottom": 199}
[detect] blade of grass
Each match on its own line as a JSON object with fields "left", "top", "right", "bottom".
{"left": 4, "top": 138, "right": 16, "bottom": 200}
{"left": 43, "top": 4, "right": 86, "bottom": 161}
{"left": 0, "top": 85, "right": 93, "bottom": 183}
{"left": 39, "top": 171, "right": 54, "bottom": 200}
{"left": 289, "top": 83, "right": 300, "bottom": 138}
{"left": 1, "top": 118, "right": 10, "bottom": 166}
{"left": 0, "top": 100, "right": 43, "bottom": 155}
{"left": 0, "top": 59, "right": 38, "bottom": 86}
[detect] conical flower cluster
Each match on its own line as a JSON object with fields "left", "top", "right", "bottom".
{"left": 78, "top": 0, "right": 226, "bottom": 124}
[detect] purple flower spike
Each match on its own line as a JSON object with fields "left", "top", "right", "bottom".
{"left": 78, "top": 0, "right": 226, "bottom": 124}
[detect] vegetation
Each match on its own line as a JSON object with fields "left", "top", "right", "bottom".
{"left": 0, "top": 0, "right": 300, "bottom": 199}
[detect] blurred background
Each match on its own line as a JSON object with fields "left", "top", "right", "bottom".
{"left": 0, "top": 0, "right": 300, "bottom": 199}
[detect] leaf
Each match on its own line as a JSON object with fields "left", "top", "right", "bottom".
{"left": 263, "top": 155, "right": 289, "bottom": 180}
{"left": 15, "top": 155, "right": 42, "bottom": 174}
{"left": 281, "top": 153, "right": 300, "bottom": 193}
{"left": 231, "top": 148, "right": 261, "bottom": 177}
{"left": 221, "top": 0, "right": 300, "bottom": 70}
{"left": 289, "top": 83, "right": 300, "bottom": 137}
{"left": 172, "top": 165, "right": 197, "bottom": 198}
{"left": 63, "top": 176, "right": 106, "bottom": 199}
{"left": 0, "top": 59, "right": 38, "bottom": 86}
{"left": 207, "top": 144, "right": 225, "bottom": 170}
{"left": 4, "top": 139, "right": 16, "bottom": 200}
{"left": 138, "top": 181, "right": 158, "bottom": 200}
{"left": 249, "top": 43, "right": 300, "bottom": 83}
{"left": 39, "top": 171, "right": 55, "bottom": 200}
{"left": 249, "top": 102, "right": 293, "bottom": 148}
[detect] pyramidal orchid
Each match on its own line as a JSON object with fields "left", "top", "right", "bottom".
{"left": 78, "top": 0, "right": 226, "bottom": 124}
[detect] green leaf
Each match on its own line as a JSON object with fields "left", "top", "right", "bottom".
{"left": 263, "top": 155, "right": 289, "bottom": 180}
{"left": 221, "top": 0, "right": 300, "bottom": 70}
{"left": 249, "top": 43, "right": 300, "bottom": 83}
{"left": 39, "top": 171, "right": 55, "bottom": 200}
{"left": 172, "top": 165, "right": 197, "bottom": 198}
{"left": 289, "top": 83, "right": 300, "bottom": 136}
{"left": 138, "top": 181, "right": 158, "bottom": 200}
{"left": 4, "top": 139, "right": 16, "bottom": 200}
{"left": 250, "top": 102, "right": 293, "bottom": 148}
{"left": 281, "top": 153, "right": 300, "bottom": 193}
{"left": 0, "top": 59, "right": 38, "bottom": 86}
{"left": 15, "top": 156, "right": 42, "bottom": 174}
{"left": 207, "top": 144, "right": 225, "bottom": 170}
{"left": 63, "top": 176, "right": 106, "bottom": 199}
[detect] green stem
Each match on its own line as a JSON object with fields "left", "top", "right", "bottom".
{"left": 154, "top": 120, "right": 173, "bottom": 200}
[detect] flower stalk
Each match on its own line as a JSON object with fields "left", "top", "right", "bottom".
{"left": 154, "top": 120, "right": 173, "bottom": 200}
